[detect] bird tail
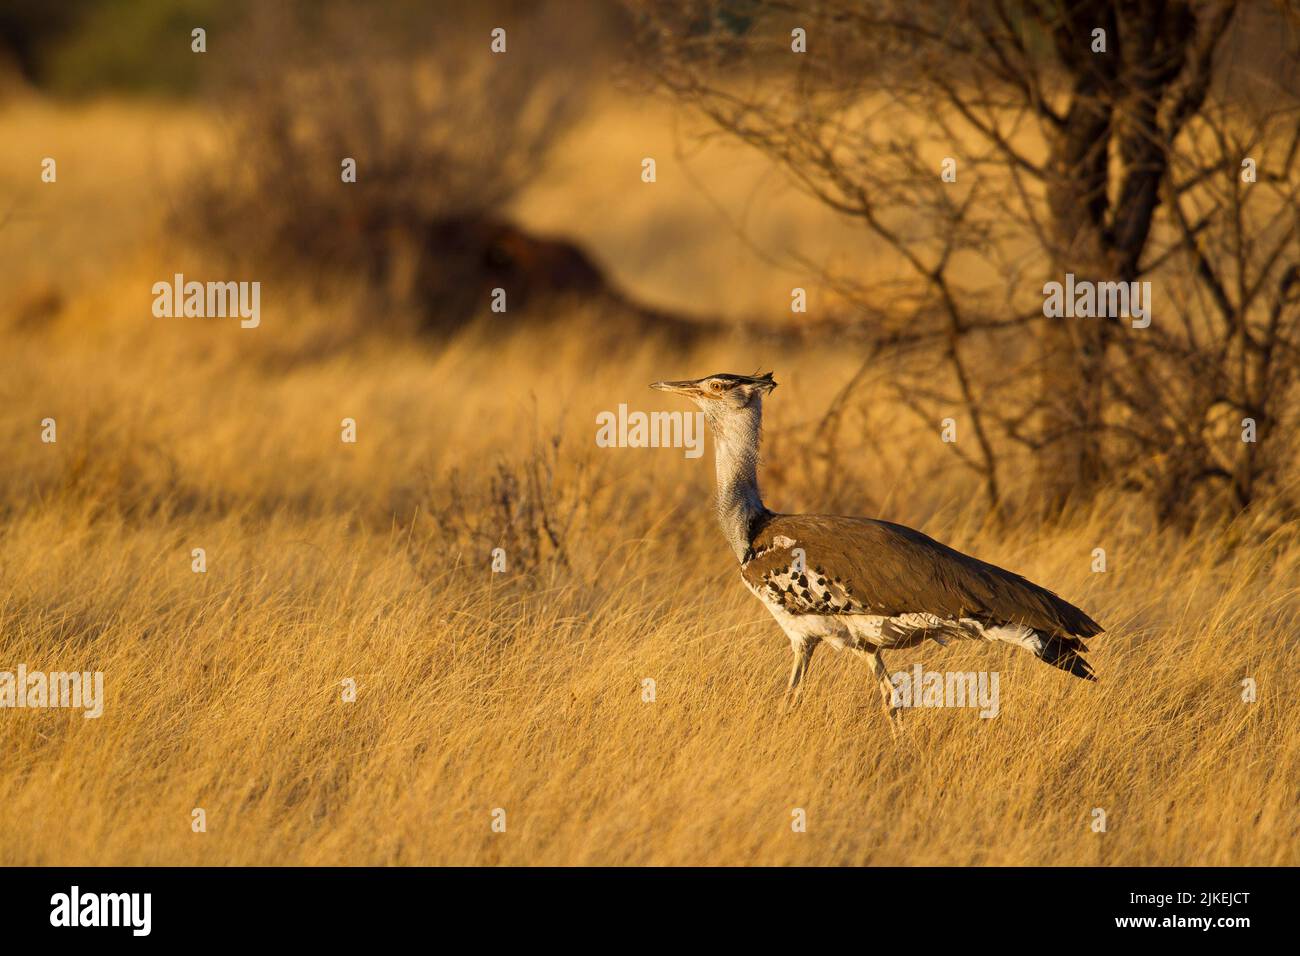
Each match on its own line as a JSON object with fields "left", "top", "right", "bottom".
{"left": 1039, "top": 634, "right": 1096, "bottom": 681}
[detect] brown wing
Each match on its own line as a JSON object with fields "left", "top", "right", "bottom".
{"left": 743, "top": 514, "right": 1102, "bottom": 638}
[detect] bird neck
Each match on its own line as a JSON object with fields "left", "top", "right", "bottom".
{"left": 709, "top": 402, "right": 768, "bottom": 562}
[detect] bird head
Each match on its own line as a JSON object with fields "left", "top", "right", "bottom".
{"left": 650, "top": 372, "right": 777, "bottom": 415}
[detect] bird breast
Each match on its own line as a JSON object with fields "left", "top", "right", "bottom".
{"left": 747, "top": 558, "right": 866, "bottom": 616}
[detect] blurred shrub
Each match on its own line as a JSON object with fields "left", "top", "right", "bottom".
{"left": 0, "top": 0, "right": 91, "bottom": 83}
{"left": 2, "top": 0, "right": 242, "bottom": 95}
{"left": 176, "top": 0, "right": 587, "bottom": 331}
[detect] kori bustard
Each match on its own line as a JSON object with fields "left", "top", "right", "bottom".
{"left": 651, "top": 372, "right": 1101, "bottom": 723}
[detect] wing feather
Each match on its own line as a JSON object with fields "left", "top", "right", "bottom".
{"left": 744, "top": 514, "right": 1102, "bottom": 638}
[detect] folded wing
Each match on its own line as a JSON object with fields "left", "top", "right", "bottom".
{"left": 744, "top": 513, "right": 1102, "bottom": 639}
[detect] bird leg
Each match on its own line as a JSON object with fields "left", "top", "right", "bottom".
{"left": 857, "top": 647, "right": 904, "bottom": 735}
{"left": 782, "top": 639, "right": 818, "bottom": 712}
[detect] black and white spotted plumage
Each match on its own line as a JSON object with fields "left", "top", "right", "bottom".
{"left": 741, "top": 513, "right": 1100, "bottom": 678}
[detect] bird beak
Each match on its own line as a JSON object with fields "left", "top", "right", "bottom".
{"left": 650, "top": 379, "right": 700, "bottom": 395}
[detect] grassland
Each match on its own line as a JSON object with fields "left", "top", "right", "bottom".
{"left": 0, "top": 94, "right": 1296, "bottom": 866}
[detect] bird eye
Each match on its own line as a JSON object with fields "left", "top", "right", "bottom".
{"left": 710, "top": 381, "right": 724, "bottom": 392}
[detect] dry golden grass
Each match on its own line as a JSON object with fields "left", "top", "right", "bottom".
{"left": 1, "top": 96, "right": 1297, "bottom": 866}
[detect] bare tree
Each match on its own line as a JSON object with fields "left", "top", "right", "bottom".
{"left": 630, "top": 0, "right": 1300, "bottom": 523}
